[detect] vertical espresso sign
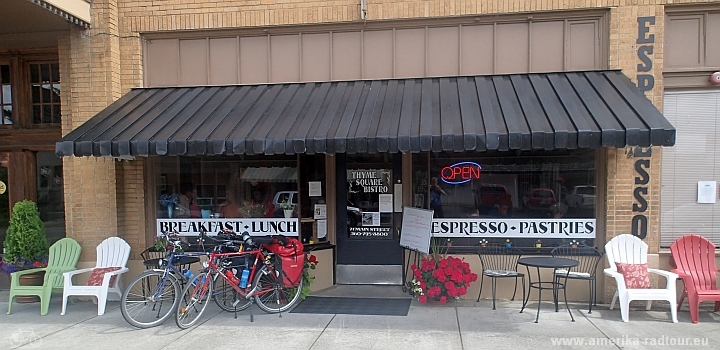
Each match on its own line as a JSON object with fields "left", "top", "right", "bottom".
{"left": 636, "top": 16, "right": 655, "bottom": 92}
{"left": 632, "top": 147, "right": 651, "bottom": 239}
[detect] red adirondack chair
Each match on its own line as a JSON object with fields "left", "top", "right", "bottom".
{"left": 669, "top": 234, "right": 720, "bottom": 324}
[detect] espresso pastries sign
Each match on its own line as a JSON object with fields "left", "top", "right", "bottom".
{"left": 431, "top": 218, "right": 596, "bottom": 239}
{"left": 157, "top": 218, "right": 299, "bottom": 237}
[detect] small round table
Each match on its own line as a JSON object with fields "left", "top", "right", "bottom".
{"left": 518, "top": 257, "right": 579, "bottom": 323}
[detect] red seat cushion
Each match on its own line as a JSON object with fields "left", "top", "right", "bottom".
{"left": 86, "top": 267, "right": 122, "bottom": 286}
{"left": 615, "top": 262, "right": 651, "bottom": 289}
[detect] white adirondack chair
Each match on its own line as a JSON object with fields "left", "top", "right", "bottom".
{"left": 61, "top": 237, "right": 131, "bottom": 315}
{"left": 604, "top": 234, "right": 678, "bottom": 323}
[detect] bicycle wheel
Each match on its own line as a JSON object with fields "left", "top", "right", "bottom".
{"left": 175, "top": 271, "right": 213, "bottom": 329}
{"left": 213, "top": 271, "right": 252, "bottom": 312}
{"left": 252, "top": 265, "right": 303, "bottom": 313}
{"left": 121, "top": 270, "right": 181, "bottom": 329}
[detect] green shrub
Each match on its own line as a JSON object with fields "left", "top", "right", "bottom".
{"left": 3, "top": 200, "right": 48, "bottom": 262}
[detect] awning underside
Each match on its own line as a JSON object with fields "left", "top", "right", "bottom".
{"left": 240, "top": 167, "right": 297, "bottom": 183}
{"left": 56, "top": 70, "right": 676, "bottom": 157}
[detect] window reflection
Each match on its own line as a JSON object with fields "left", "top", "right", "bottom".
{"left": 29, "top": 63, "right": 61, "bottom": 125}
{"left": 156, "top": 156, "right": 298, "bottom": 220}
{"left": 0, "top": 65, "right": 11, "bottom": 125}
{"left": 37, "top": 151, "right": 65, "bottom": 245}
{"left": 414, "top": 150, "right": 596, "bottom": 247}
{"left": 421, "top": 150, "right": 596, "bottom": 220}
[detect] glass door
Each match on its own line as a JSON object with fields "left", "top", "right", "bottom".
{"left": 335, "top": 153, "right": 404, "bottom": 284}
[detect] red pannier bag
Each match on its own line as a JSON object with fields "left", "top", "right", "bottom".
{"left": 263, "top": 237, "right": 304, "bottom": 287}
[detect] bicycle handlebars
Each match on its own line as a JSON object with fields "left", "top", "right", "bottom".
{"left": 201, "top": 230, "right": 289, "bottom": 249}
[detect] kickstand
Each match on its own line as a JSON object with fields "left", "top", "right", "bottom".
{"left": 249, "top": 300, "right": 254, "bottom": 322}
{"left": 234, "top": 307, "right": 237, "bottom": 319}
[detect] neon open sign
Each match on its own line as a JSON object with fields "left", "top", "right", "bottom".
{"left": 440, "top": 162, "right": 482, "bottom": 185}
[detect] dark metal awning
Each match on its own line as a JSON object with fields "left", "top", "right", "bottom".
{"left": 56, "top": 70, "right": 675, "bottom": 157}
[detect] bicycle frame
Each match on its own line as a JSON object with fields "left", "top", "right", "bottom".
{"left": 146, "top": 243, "right": 209, "bottom": 301}
{"left": 202, "top": 247, "right": 270, "bottom": 301}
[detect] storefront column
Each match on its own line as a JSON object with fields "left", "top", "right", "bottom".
{"left": 602, "top": 147, "right": 663, "bottom": 304}
{"left": 63, "top": 158, "right": 119, "bottom": 261}
{"left": 603, "top": 4, "right": 666, "bottom": 304}
{"left": 63, "top": 0, "right": 122, "bottom": 262}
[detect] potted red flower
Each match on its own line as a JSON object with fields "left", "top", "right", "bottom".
{"left": 409, "top": 256, "right": 478, "bottom": 304}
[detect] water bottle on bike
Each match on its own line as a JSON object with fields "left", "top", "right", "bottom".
{"left": 239, "top": 265, "right": 250, "bottom": 288}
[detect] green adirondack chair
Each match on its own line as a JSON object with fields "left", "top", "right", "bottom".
{"left": 7, "top": 237, "right": 82, "bottom": 315}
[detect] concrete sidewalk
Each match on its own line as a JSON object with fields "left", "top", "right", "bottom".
{"left": 0, "top": 290, "right": 718, "bottom": 350}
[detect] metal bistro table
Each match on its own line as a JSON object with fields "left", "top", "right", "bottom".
{"left": 518, "top": 257, "right": 579, "bottom": 323}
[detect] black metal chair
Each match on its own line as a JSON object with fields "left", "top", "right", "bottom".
{"left": 550, "top": 244, "right": 603, "bottom": 313}
{"left": 477, "top": 244, "right": 525, "bottom": 310}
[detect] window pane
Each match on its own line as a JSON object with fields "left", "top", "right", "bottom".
{"left": 33, "top": 106, "right": 41, "bottom": 123}
{"left": 52, "top": 84, "right": 61, "bottom": 100}
{"left": 30, "top": 64, "right": 39, "bottom": 83}
{"left": 42, "top": 84, "right": 51, "bottom": 103}
{"left": 51, "top": 63, "right": 59, "bottom": 82}
{"left": 2, "top": 85, "right": 11, "bottom": 103}
{"left": 52, "top": 105, "right": 61, "bottom": 123}
{"left": 41, "top": 64, "right": 50, "bottom": 83}
{"left": 32, "top": 86, "right": 40, "bottom": 103}
{"left": 0, "top": 65, "right": 9, "bottom": 84}
{"left": 2, "top": 106, "right": 11, "bottom": 124}
{"left": 43, "top": 105, "right": 52, "bottom": 123}
{"left": 37, "top": 151, "right": 65, "bottom": 245}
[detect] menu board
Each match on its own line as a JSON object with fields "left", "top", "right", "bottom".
{"left": 399, "top": 207, "right": 434, "bottom": 254}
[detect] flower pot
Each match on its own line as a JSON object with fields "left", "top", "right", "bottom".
{"left": 284, "top": 209, "right": 293, "bottom": 218}
{"left": 16, "top": 271, "right": 45, "bottom": 303}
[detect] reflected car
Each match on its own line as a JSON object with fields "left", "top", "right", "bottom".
{"left": 346, "top": 204, "right": 362, "bottom": 227}
{"left": 273, "top": 191, "right": 362, "bottom": 226}
{"left": 527, "top": 188, "right": 556, "bottom": 210}
{"left": 566, "top": 185, "right": 596, "bottom": 209}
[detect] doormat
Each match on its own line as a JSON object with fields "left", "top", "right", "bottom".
{"left": 290, "top": 296, "right": 411, "bottom": 316}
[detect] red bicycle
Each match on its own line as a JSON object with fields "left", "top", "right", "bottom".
{"left": 175, "top": 232, "right": 304, "bottom": 328}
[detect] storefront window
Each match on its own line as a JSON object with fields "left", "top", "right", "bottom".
{"left": 155, "top": 155, "right": 298, "bottom": 221}
{"left": 414, "top": 150, "right": 596, "bottom": 247}
{"left": 37, "top": 151, "right": 65, "bottom": 245}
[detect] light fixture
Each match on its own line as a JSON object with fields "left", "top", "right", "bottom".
{"left": 360, "top": 0, "right": 367, "bottom": 20}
